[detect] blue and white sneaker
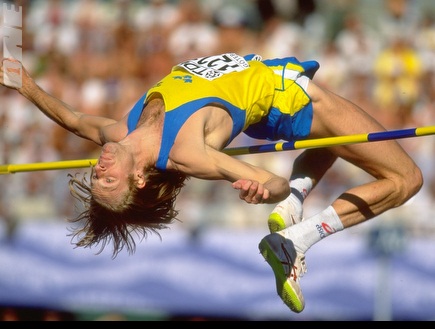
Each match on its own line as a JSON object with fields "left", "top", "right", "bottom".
{"left": 259, "top": 231, "right": 307, "bottom": 313}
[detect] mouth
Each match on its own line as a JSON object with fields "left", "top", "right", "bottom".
{"left": 98, "top": 156, "right": 112, "bottom": 168}
{"left": 99, "top": 152, "right": 113, "bottom": 161}
{"left": 99, "top": 143, "right": 117, "bottom": 166}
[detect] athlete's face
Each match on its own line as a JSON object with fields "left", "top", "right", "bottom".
{"left": 91, "top": 143, "right": 134, "bottom": 208}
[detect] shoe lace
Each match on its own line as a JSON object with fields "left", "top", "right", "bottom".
{"left": 280, "top": 243, "right": 307, "bottom": 282}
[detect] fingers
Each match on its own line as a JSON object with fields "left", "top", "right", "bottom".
{"left": 232, "top": 179, "right": 269, "bottom": 204}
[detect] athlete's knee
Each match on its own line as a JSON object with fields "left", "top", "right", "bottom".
{"left": 407, "top": 164, "right": 423, "bottom": 197}
{"left": 394, "top": 163, "right": 423, "bottom": 205}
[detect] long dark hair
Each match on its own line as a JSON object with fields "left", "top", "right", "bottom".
{"left": 67, "top": 167, "right": 188, "bottom": 258}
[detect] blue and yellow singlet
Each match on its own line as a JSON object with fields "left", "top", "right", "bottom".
{"left": 127, "top": 53, "right": 319, "bottom": 170}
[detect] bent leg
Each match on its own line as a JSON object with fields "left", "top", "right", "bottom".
{"left": 307, "top": 82, "right": 423, "bottom": 228}
{"left": 259, "top": 82, "right": 423, "bottom": 314}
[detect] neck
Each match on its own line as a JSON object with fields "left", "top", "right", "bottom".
{"left": 122, "top": 98, "right": 164, "bottom": 169}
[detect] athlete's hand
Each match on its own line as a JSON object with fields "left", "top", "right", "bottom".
{"left": 232, "top": 179, "right": 270, "bottom": 204}
{"left": 0, "top": 58, "right": 31, "bottom": 92}
{"left": 1, "top": 58, "right": 17, "bottom": 88}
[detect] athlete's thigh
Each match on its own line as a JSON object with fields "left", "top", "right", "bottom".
{"left": 307, "top": 82, "right": 417, "bottom": 179}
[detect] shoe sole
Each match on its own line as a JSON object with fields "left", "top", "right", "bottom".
{"left": 259, "top": 238, "right": 304, "bottom": 313}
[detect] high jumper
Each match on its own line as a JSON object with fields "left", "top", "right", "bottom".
{"left": 0, "top": 53, "right": 422, "bottom": 313}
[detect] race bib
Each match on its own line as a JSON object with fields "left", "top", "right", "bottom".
{"left": 176, "top": 53, "right": 250, "bottom": 81}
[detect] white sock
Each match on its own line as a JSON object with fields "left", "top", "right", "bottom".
{"left": 290, "top": 176, "right": 313, "bottom": 202}
{"left": 288, "top": 176, "right": 313, "bottom": 218}
{"left": 270, "top": 176, "right": 313, "bottom": 223}
{"left": 281, "top": 205, "right": 344, "bottom": 254}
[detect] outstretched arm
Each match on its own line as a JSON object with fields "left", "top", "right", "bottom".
{"left": 0, "top": 58, "right": 116, "bottom": 145}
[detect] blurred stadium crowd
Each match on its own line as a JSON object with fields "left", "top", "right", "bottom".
{"left": 1, "top": 0, "right": 435, "bottom": 239}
